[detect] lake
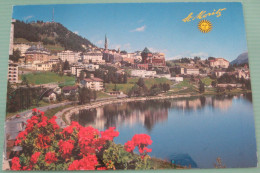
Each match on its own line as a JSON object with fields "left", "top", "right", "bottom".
{"left": 71, "top": 94, "right": 257, "bottom": 168}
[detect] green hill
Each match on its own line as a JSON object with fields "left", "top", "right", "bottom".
{"left": 13, "top": 20, "right": 96, "bottom": 53}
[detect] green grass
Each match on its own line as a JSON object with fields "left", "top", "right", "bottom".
{"left": 105, "top": 77, "right": 173, "bottom": 93}
{"left": 44, "top": 44, "right": 65, "bottom": 53}
{"left": 201, "top": 77, "right": 214, "bottom": 86}
{"left": 22, "top": 72, "right": 75, "bottom": 85}
{"left": 14, "top": 38, "right": 31, "bottom": 44}
{"left": 174, "top": 79, "right": 193, "bottom": 89}
{"left": 97, "top": 91, "right": 113, "bottom": 99}
{"left": 44, "top": 104, "right": 74, "bottom": 119}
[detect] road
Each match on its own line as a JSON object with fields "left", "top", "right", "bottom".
{"left": 5, "top": 101, "right": 73, "bottom": 141}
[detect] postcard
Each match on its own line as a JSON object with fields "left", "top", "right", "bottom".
{"left": 3, "top": 2, "right": 257, "bottom": 170}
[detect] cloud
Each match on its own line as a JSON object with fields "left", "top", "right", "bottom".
{"left": 190, "top": 52, "right": 209, "bottom": 58}
{"left": 138, "top": 19, "right": 144, "bottom": 23}
{"left": 23, "top": 15, "right": 33, "bottom": 21}
{"left": 122, "top": 43, "right": 131, "bottom": 50}
{"left": 148, "top": 47, "right": 168, "bottom": 54}
{"left": 131, "top": 25, "right": 146, "bottom": 32}
{"left": 96, "top": 40, "right": 103, "bottom": 45}
{"left": 111, "top": 44, "right": 121, "bottom": 50}
{"left": 169, "top": 51, "right": 209, "bottom": 60}
{"left": 74, "top": 31, "right": 79, "bottom": 35}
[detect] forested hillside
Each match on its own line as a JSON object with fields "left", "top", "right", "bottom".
{"left": 14, "top": 20, "right": 96, "bottom": 52}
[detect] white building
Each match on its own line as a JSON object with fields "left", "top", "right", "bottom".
{"left": 71, "top": 65, "right": 81, "bottom": 75}
{"left": 80, "top": 77, "right": 104, "bottom": 91}
{"left": 8, "top": 60, "right": 18, "bottom": 83}
{"left": 35, "top": 62, "right": 53, "bottom": 71}
{"left": 171, "top": 77, "right": 183, "bottom": 82}
{"left": 9, "top": 19, "right": 16, "bottom": 55}
{"left": 131, "top": 70, "right": 156, "bottom": 78}
{"left": 58, "top": 50, "right": 80, "bottom": 63}
{"left": 215, "top": 71, "right": 226, "bottom": 77}
{"left": 82, "top": 52, "right": 105, "bottom": 64}
{"left": 209, "top": 58, "right": 229, "bottom": 68}
{"left": 184, "top": 68, "right": 200, "bottom": 75}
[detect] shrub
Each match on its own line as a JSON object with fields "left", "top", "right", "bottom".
{"left": 11, "top": 109, "right": 153, "bottom": 170}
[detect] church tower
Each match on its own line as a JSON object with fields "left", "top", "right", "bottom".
{"left": 104, "top": 35, "right": 108, "bottom": 50}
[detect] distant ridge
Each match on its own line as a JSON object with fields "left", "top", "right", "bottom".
{"left": 230, "top": 52, "right": 248, "bottom": 65}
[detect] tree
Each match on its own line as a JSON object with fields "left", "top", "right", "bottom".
{"left": 63, "top": 60, "right": 70, "bottom": 70}
{"left": 162, "top": 83, "right": 170, "bottom": 92}
{"left": 9, "top": 49, "right": 23, "bottom": 62}
{"left": 211, "top": 81, "right": 217, "bottom": 87}
{"left": 93, "top": 90, "right": 97, "bottom": 101}
{"left": 199, "top": 81, "right": 205, "bottom": 93}
{"left": 78, "top": 87, "right": 92, "bottom": 104}
{"left": 113, "top": 84, "right": 119, "bottom": 91}
{"left": 226, "top": 85, "right": 233, "bottom": 91}
{"left": 79, "top": 71, "right": 85, "bottom": 81}
{"left": 137, "top": 78, "right": 145, "bottom": 88}
{"left": 123, "top": 73, "right": 128, "bottom": 83}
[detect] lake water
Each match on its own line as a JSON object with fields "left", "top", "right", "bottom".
{"left": 71, "top": 94, "right": 257, "bottom": 168}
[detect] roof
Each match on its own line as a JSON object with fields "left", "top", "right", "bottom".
{"left": 43, "top": 90, "right": 56, "bottom": 97}
{"left": 83, "top": 77, "right": 103, "bottom": 82}
{"left": 25, "top": 45, "right": 50, "bottom": 54}
{"left": 142, "top": 47, "right": 151, "bottom": 54}
{"left": 210, "top": 58, "right": 229, "bottom": 63}
{"left": 62, "top": 86, "right": 78, "bottom": 91}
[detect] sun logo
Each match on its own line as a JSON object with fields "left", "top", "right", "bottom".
{"left": 198, "top": 20, "right": 212, "bottom": 33}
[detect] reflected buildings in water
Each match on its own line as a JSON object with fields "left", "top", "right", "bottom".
{"left": 71, "top": 100, "right": 170, "bottom": 131}
{"left": 71, "top": 93, "right": 252, "bottom": 131}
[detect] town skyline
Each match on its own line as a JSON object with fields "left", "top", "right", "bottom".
{"left": 12, "top": 2, "right": 247, "bottom": 61}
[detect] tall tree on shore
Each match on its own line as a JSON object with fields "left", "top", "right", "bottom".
{"left": 199, "top": 81, "right": 205, "bottom": 93}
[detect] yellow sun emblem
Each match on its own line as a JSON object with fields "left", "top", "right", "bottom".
{"left": 198, "top": 20, "right": 212, "bottom": 33}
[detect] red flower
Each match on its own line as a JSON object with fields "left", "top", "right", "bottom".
{"left": 48, "top": 116, "right": 59, "bottom": 130}
{"left": 32, "top": 108, "right": 37, "bottom": 112}
{"left": 11, "top": 157, "right": 21, "bottom": 170}
{"left": 58, "top": 139, "right": 75, "bottom": 159}
{"left": 71, "top": 121, "right": 82, "bottom": 131}
{"left": 37, "top": 120, "right": 47, "bottom": 128}
{"left": 101, "top": 127, "right": 119, "bottom": 141}
{"left": 68, "top": 160, "right": 81, "bottom": 170}
{"left": 124, "top": 134, "right": 152, "bottom": 154}
{"left": 36, "top": 134, "right": 51, "bottom": 149}
{"left": 31, "top": 116, "right": 38, "bottom": 120}
{"left": 78, "top": 126, "right": 100, "bottom": 155}
{"left": 61, "top": 126, "right": 74, "bottom": 138}
{"left": 68, "top": 155, "right": 98, "bottom": 170}
{"left": 30, "top": 152, "right": 41, "bottom": 164}
{"left": 97, "top": 167, "right": 107, "bottom": 170}
{"left": 45, "top": 152, "right": 57, "bottom": 164}
{"left": 124, "top": 140, "right": 135, "bottom": 153}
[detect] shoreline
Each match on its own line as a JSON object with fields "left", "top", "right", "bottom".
{"left": 57, "top": 91, "right": 250, "bottom": 126}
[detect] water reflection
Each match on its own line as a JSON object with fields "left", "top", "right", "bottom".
{"left": 70, "top": 93, "right": 256, "bottom": 168}
{"left": 71, "top": 94, "right": 252, "bottom": 131}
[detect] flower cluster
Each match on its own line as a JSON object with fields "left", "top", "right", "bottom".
{"left": 124, "top": 134, "right": 153, "bottom": 155}
{"left": 11, "top": 109, "right": 152, "bottom": 171}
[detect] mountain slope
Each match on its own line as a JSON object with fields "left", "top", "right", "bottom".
{"left": 13, "top": 20, "right": 96, "bottom": 52}
{"left": 230, "top": 52, "right": 248, "bottom": 65}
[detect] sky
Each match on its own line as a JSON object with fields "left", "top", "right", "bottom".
{"left": 12, "top": 2, "right": 248, "bottom": 61}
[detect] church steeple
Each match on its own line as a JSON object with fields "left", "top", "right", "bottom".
{"left": 105, "top": 35, "right": 108, "bottom": 50}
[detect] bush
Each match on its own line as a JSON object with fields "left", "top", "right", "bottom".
{"left": 11, "top": 109, "right": 153, "bottom": 170}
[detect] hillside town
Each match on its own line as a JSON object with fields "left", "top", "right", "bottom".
{"left": 6, "top": 20, "right": 251, "bottom": 115}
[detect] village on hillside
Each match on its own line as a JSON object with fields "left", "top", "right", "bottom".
{"left": 6, "top": 19, "right": 251, "bottom": 115}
